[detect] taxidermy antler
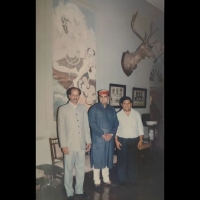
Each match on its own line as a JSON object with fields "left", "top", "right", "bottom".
{"left": 121, "top": 11, "right": 159, "bottom": 76}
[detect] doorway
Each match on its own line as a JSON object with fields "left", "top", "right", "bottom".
{"left": 150, "top": 87, "right": 164, "bottom": 151}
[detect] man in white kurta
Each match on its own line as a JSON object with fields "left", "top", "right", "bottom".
{"left": 58, "top": 87, "right": 91, "bottom": 199}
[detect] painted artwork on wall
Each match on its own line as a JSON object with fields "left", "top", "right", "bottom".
{"left": 52, "top": 0, "right": 96, "bottom": 120}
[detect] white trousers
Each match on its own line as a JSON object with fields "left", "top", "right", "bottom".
{"left": 64, "top": 150, "right": 85, "bottom": 197}
{"left": 93, "top": 166, "right": 110, "bottom": 185}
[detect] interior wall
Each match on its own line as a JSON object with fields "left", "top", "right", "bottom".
{"left": 36, "top": 0, "right": 164, "bottom": 165}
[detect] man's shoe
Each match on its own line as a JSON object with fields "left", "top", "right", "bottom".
{"left": 104, "top": 181, "right": 118, "bottom": 187}
{"left": 95, "top": 184, "right": 102, "bottom": 193}
{"left": 68, "top": 196, "right": 74, "bottom": 200}
{"left": 75, "top": 192, "right": 90, "bottom": 198}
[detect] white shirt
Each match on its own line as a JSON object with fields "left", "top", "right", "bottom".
{"left": 116, "top": 108, "right": 144, "bottom": 138}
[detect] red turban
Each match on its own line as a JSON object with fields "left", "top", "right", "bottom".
{"left": 98, "top": 89, "right": 109, "bottom": 96}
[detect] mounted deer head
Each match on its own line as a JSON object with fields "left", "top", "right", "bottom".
{"left": 121, "top": 11, "right": 159, "bottom": 76}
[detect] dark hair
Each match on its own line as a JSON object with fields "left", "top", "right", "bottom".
{"left": 120, "top": 96, "right": 132, "bottom": 104}
{"left": 66, "top": 87, "right": 81, "bottom": 97}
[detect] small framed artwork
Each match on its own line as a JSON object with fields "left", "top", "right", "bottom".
{"left": 132, "top": 87, "right": 147, "bottom": 108}
{"left": 109, "top": 83, "right": 126, "bottom": 108}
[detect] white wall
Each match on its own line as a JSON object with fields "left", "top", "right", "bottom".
{"left": 36, "top": 0, "right": 164, "bottom": 165}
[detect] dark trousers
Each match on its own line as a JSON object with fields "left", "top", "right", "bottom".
{"left": 117, "top": 137, "right": 139, "bottom": 183}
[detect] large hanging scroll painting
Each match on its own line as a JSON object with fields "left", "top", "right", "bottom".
{"left": 52, "top": 0, "right": 97, "bottom": 120}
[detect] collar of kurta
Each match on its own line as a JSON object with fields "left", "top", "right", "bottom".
{"left": 69, "top": 101, "right": 78, "bottom": 108}
{"left": 99, "top": 103, "right": 108, "bottom": 108}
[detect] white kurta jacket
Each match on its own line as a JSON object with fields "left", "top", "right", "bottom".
{"left": 57, "top": 102, "right": 91, "bottom": 151}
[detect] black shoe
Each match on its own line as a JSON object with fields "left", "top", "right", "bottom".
{"left": 104, "top": 181, "right": 118, "bottom": 187}
{"left": 75, "top": 192, "right": 90, "bottom": 198}
{"left": 68, "top": 196, "right": 74, "bottom": 200}
{"left": 95, "top": 184, "right": 102, "bottom": 193}
{"left": 119, "top": 182, "right": 127, "bottom": 187}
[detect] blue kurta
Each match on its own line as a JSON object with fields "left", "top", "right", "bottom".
{"left": 88, "top": 103, "right": 119, "bottom": 169}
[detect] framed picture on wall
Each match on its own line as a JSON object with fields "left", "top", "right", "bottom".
{"left": 109, "top": 83, "right": 126, "bottom": 108}
{"left": 132, "top": 87, "right": 147, "bottom": 108}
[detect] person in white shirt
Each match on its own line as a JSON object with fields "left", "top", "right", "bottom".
{"left": 115, "top": 96, "right": 144, "bottom": 187}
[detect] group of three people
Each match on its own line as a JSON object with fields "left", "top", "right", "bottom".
{"left": 57, "top": 87, "right": 144, "bottom": 200}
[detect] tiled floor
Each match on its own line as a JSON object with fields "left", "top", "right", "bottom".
{"left": 36, "top": 148, "right": 164, "bottom": 200}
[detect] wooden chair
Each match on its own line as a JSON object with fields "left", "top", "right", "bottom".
{"left": 49, "top": 137, "right": 64, "bottom": 182}
{"left": 138, "top": 141, "right": 151, "bottom": 161}
{"left": 49, "top": 137, "right": 117, "bottom": 179}
{"left": 49, "top": 137, "right": 94, "bottom": 178}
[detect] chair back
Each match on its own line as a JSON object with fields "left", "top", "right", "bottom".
{"left": 49, "top": 137, "right": 63, "bottom": 166}
{"left": 49, "top": 137, "right": 64, "bottom": 181}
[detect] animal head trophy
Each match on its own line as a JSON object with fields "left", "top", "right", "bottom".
{"left": 121, "top": 11, "right": 159, "bottom": 76}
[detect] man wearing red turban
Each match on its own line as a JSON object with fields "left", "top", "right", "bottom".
{"left": 88, "top": 89, "right": 119, "bottom": 193}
